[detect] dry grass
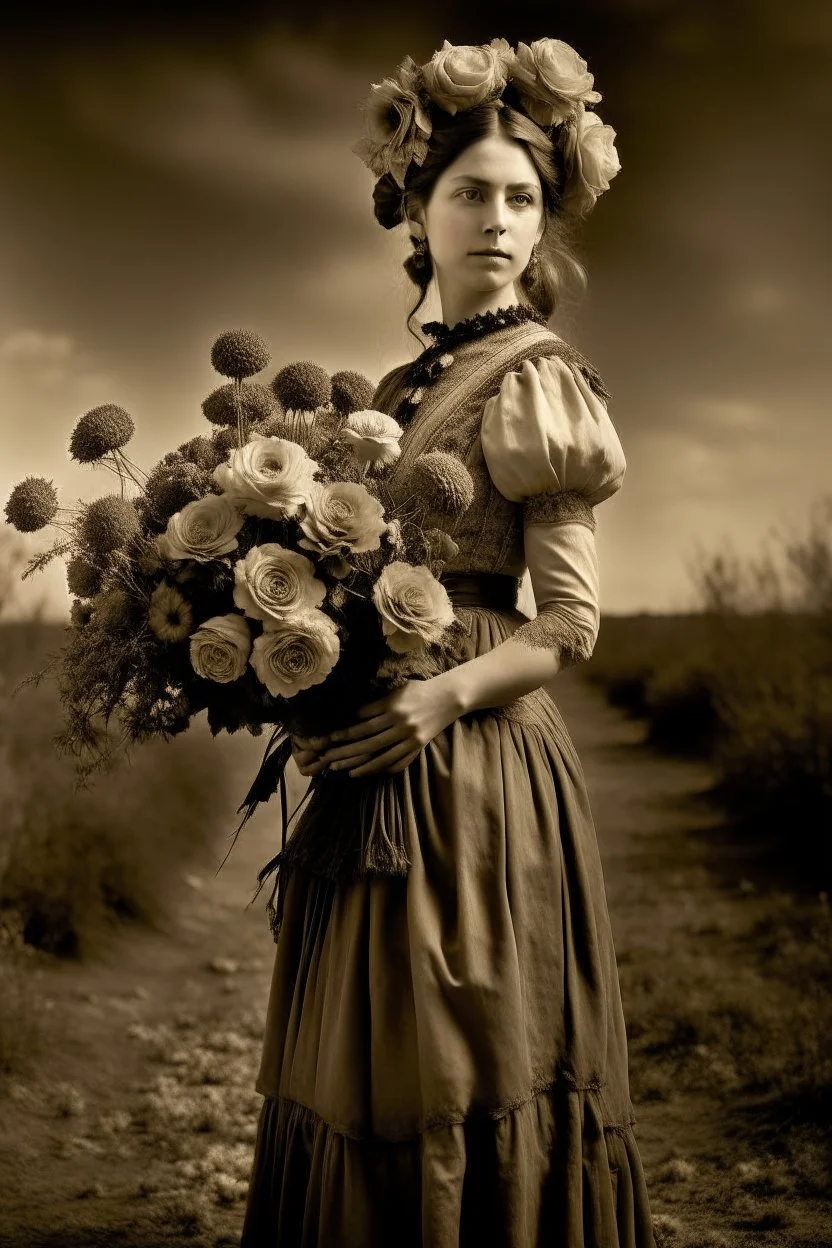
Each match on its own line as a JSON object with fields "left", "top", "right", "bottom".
{"left": 587, "top": 496, "right": 832, "bottom": 887}
{"left": 0, "top": 620, "right": 251, "bottom": 1079}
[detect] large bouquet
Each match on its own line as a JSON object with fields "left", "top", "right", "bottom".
{"left": 5, "top": 330, "right": 474, "bottom": 783}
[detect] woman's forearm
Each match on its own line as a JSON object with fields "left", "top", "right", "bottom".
{"left": 434, "top": 635, "right": 564, "bottom": 718}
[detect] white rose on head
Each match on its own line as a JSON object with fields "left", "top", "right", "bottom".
{"left": 511, "top": 38, "right": 602, "bottom": 127}
{"left": 421, "top": 39, "right": 511, "bottom": 115}
{"left": 233, "top": 543, "right": 326, "bottom": 623}
{"left": 213, "top": 433, "right": 320, "bottom": 520}
{"left": 250, "top": 609, "right": 340, "bottom": 698}
{"left": 562, "top": 105, "right": 621, "bottom": 215}
{"left": 156, "top": 494, "right": 244, "bottom": 562}
{"left": 339, "top": 410, "right": 404, "bottom": 472}
{"left": 190, "top": 613, "right": 252, "bottom": 683}
{"left": 372, "top": 561, "right": 456, "bottom": 653}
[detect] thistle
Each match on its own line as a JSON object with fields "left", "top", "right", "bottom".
{"left": 272, "top": 361, "right": 332, "bottom": 413}
{"left": 177, "top": 435, "right": 223, "bottom": 473}
{"left": 66, "top": 553, "right": 104, "bottom": 598}
{"left": 69, "top": 404, "right": 145, "bottom": 497}
{"left": 331, "top": 370, "right": 375, "bottom": 416}
{"left": 210, "top": 330, "right": 271, "bottom": 381}
{"left": 202, "top": 382, "right": 277, "bottom": 428}
{"left": 409, "top": 451, "right": 475, "bottom": 518}
{"left": 4, "top": 476, "right": 60, "bottom": 532}
{"left": 79, "top": 495, "right": 142, "bottom": 557}
{"left": 210, "top": 331, "right": 273, "bottom": 451}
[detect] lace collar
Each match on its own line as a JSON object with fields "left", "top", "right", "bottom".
{"left": 420, "top": 303, "right": 548, "bottom": 346}
{"left": 393, "top": 303, "right": 549, "bottom": 427}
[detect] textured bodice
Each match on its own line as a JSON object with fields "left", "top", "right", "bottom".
{"left": 371, "top": 320, "right": 616, "bottom": 580}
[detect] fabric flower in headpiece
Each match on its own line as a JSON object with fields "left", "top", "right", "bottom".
{"left": 351, "top": 55, "right": 432, "bottom": 190}
{"left": 561, "top": 105, "right": 621, "bottom": 215}
{"left": 510, "top": 38, "right": 602, "bottom": 127}
{"left": 421, "top": 39, "right": 513, "bottom": 116}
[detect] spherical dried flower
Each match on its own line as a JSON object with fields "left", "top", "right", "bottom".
{"left": 409, "top": 451, "right": 475, "bottom": 517}
{"left": 93, "top": 587, "right": 132, "bottom": 630}
{"left": 70, "top": 599, "right": 94, "bottom": 628}
{"left": 331, "top": 370, "right": 375, "bottom": 416}
{"left": 66, "top": 553, "right": 103, "bottom": 598}
{"left": 69, "top": 405, "right": 135, "bottom": 464}
{"left": 4, "top": 476, "right": 59, "bottom": 532}
{"left": 210, "top": 330, "right": 271, "bottom": 380}
{"left": 271, "top": 362, "right": 331, "bottom": 412}
{"left": 256, "top": 413, "right": 290, "bottom": 440}
{"left": 177, "top": 435, "right": 223, "bottom": 472}
{"left": 79, "top": 495, "right": 142, "bottom": 557}
{"left": 143, "top": 461, "right": 215, "bottom": 527}
{"left": 212, "top": 427, "right": 239, "bottom": 461}
{"left": 148, "top": 583, "right": 194, "bottom": 643}
{"left": 202, "top": 382, "right": 277, "bottom": 428}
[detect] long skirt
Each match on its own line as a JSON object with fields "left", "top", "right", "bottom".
{"left": 241, "top": 606, "right": 656, "bottom": 1247}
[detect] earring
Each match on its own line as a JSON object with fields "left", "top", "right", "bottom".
{"left": 411, "top": 236, "right": 429, "bottom": 269}
{"left": 524, "top": 243, "right": 540, "bottom": 283}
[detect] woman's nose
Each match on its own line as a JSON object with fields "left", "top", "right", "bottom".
{"left": 484, "top": 204, "right": 508, "bottom": 236}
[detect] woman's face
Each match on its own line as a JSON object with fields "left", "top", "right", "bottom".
{"left": 416, "top": 133, "right": 545, "bottom": 300}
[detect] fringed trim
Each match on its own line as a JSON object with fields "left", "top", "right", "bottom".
{"left": 240, "top": 749, "right": 412, "bottom": 943}
{"left": 256, "top": 1061, "right": 635, "bottom": 1145}
{"left": 523, "top": 489, "right": 596, "bottom": 531}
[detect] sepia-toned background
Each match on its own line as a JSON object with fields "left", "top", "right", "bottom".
{"left": 2, "top": 0, "right": 830, "bottom": 617}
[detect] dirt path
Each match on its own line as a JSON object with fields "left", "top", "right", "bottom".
{"left": 1, "top": 673, "right": 830, "bottom": 1247}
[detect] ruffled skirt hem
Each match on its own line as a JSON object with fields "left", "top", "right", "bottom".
{"left": 241, "top": 1082, "right": 656, "bottom": 1248}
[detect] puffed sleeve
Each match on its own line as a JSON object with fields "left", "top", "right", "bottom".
{"left": 480, "top": 355, "right": 625, "bottom": 666}
{"left": 480, "top": 355, "right": 626, "bottom": 507}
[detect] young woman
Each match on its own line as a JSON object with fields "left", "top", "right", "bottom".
{"left": 242, "top": 38, "right": 656, "bottom": 1247}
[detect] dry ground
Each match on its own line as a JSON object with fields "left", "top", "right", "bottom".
{"left": 0, "top": 670, "right": 830, "bottom": 1247}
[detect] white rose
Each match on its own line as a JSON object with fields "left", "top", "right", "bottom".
{"left": 511, "top": 38, "right": 602, "bottom": 127}
{"left": 339, "top": 410, "right": 403, "bottom": 471}
{"left": 156, "top": 494, "right": 244, "bottom": 562}
{"left": 249, "top": 610, "right": 340, "bottom": 698}
{"left": 232, "top": 543, "right": 326, "bottom": 623}
{"left": 372, "top": 561, "right": 456, "bottom": 654}
{"left": 212, "top": 433, "right": 320, "bottom": 520}
{"left": 189, "top": 613, "right": 251, "bottom": 683}
{"left": 298, "top": 481, "right": 387, "bottom": 557}
{"left": 422, "top": 39, "right": 511, "bottom": 115}
{"left": 562, "top": 106, "right": 621, "bottom": 215}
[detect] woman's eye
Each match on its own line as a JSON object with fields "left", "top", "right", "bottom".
{"left": 513, "top": 193, "right": 534, "bottom": 206}
{"left": 460, "top": 189, "right": 481, "bottom": 201}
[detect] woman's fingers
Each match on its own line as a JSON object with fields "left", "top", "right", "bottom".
{"left": 321, "top": 725, "right": 403, "bottom": 765}
{"left": 291, "top": 743, "right": 330, "bottom": 778}
{"left": 386, "top": 749, "right": 422, "bottom": 774}
{"left": 347, "top": 740, "right": 421, "bottom": 778}
{"left": 327, "top": 713, "right": 391, "bottom": 745}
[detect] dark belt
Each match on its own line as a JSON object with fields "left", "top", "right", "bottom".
{"left": 440, "top": 572, "right": 520, "bottom": 610}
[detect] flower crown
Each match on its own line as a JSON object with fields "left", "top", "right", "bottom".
{"left": 352, "top": 37, "right": 621, "bottom": 227}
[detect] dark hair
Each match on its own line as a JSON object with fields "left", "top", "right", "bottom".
{"left": 373, "top": 100, "right": 587, "bottom": 343}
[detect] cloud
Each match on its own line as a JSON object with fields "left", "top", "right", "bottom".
{"left": 62, "top": 39, "right": 371, "bottom": 211}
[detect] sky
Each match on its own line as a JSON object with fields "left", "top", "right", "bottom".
{"left": 1, "top": 1, "right": 831, "bottom": 618}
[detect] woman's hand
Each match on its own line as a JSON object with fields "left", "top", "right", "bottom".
{"left": 317, "top": 674, "right": 464, "bottom": 778}
{"left": 290, "top": 732, "right": 333, "bottom": 778}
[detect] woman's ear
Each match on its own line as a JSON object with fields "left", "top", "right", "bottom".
{"left": 404, "top": 206, "right": 426, "bottom": 240}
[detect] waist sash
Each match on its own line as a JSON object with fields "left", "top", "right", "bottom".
{"left": 442, "top": 571, "right": 520, "bottom": 611}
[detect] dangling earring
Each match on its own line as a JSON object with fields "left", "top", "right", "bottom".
{"left": 411, "top": 236, "right": 429, "bottom": 269}
{"left": 524, "top": 243, "right": 540, "bottom": 284}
